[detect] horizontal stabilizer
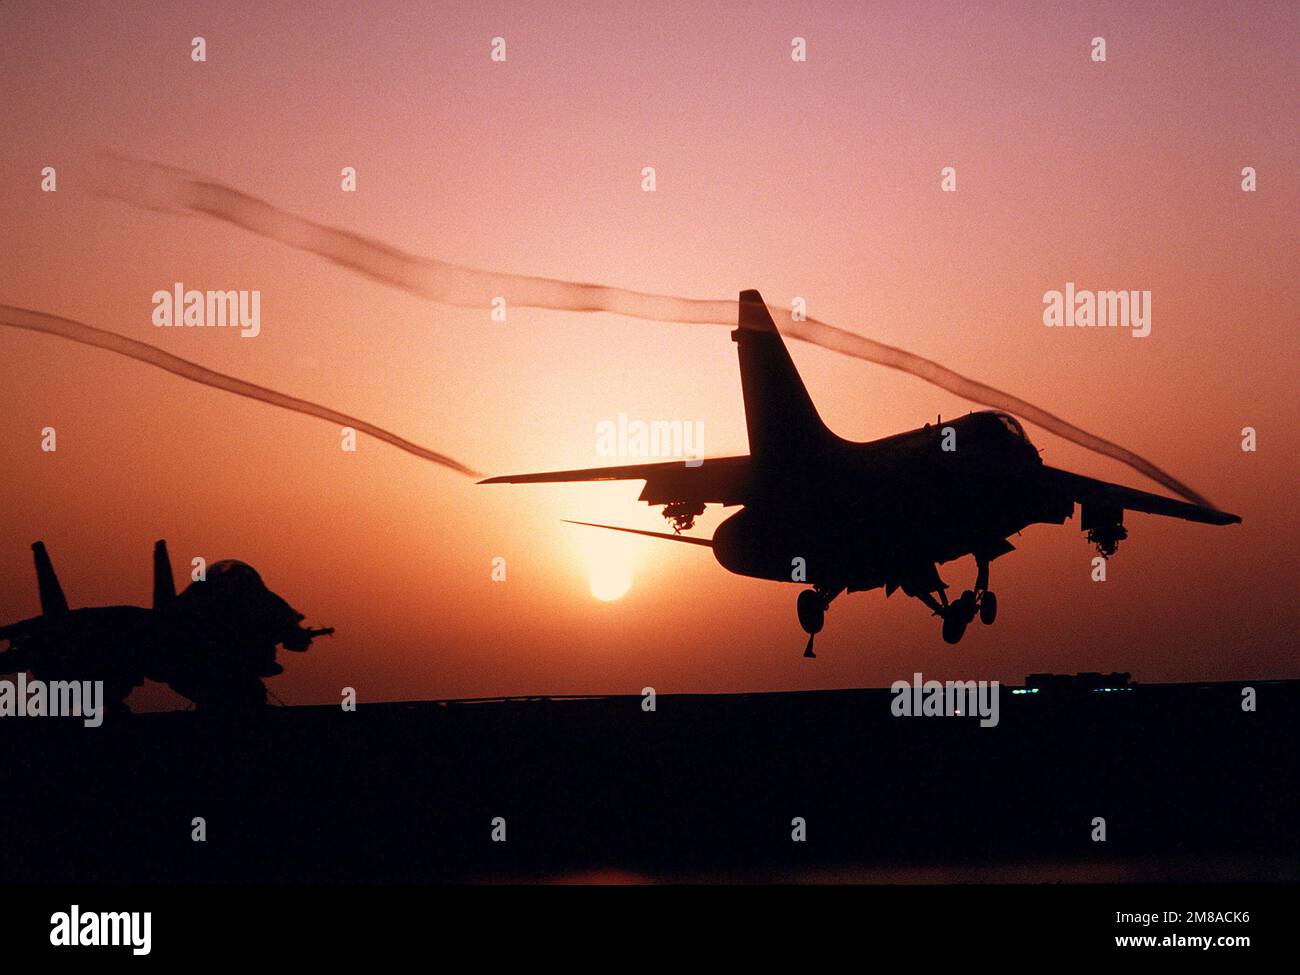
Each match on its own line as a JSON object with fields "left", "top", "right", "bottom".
{"left": 563, "top": 520, "right": 713, "bottom": 547}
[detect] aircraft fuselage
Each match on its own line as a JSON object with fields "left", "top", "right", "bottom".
{"left": 711, "top": 411, "right": 1073, "bottom": 591}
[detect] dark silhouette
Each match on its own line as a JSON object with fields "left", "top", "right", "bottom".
{"left": 0, "top": 540, "right": 332, "bottom": 712}
{"left": 1, "top": 678, "right": 1295, "bottom": 884}
{"left": 484, "top": 290, "right": 1241, "bottom": 654}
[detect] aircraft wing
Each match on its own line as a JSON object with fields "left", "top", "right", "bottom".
{"left": 480, "top": 454, "right": 754, "bottom": 506}
{"left": 1042, "top": 466, "right": 1241, "bottom": 526}
{"left": 479, "top": 455, "right": 752, "bottom": 506}
{"left": 0, "top": 620, "right": 39, "bottom": 671}
{"left": 0, "top": 618, "right": 37, "bottom": 644}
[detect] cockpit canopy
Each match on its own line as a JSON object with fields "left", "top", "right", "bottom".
{"left": 201, "top": 560, "right": 268, "bottom": 595}
{"left": 992, "top": 412, "right": 1027, "bottom": 441}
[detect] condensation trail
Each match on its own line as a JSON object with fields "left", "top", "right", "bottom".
{"left": 89, "top": 154, "right": 1217, "bottom": 508}
{"left": 0, "top": 305, "right": 481, "bottom": 478}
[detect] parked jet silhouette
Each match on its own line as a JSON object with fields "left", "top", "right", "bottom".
{"left": 483, "top": 290, "right": 1241, "bottom": 654}
{"left": 0, "top": 540, "right": 333, "bottom": 711}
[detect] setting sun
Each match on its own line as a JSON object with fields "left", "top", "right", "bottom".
{"left": 581, "top": 528, "right": 637, "bottom": 602}
{"left": 587, "top": 549, "right": 634, "bottom": 602}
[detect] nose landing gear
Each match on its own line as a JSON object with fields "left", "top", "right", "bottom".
{"left": 796, "top": 586, "right": 840, "bottom": 658}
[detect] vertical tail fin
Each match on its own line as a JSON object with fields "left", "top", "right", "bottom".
{"left": 733, "top": 289, "right": 834, "bottom": 464}
{"left": 32, "top": 541, "right": 69, "bottom": 617}
{"left": 153, "top": 540, "right": 176, "bottom": 609}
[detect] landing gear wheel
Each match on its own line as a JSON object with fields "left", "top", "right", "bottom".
{"left": 941, "top": 612, "right": 968, "bottom": 645}
{"left": 956, "top": 590, "right": 978, "bottom": 623}
{"left": 797, "top": 589, "right": 825, "bottom": 634}
{"left": 797, "top": 589, "right": 825, "bottom": 659}
{"left": 979, "top": 591, "right": 998, "bottom": 625}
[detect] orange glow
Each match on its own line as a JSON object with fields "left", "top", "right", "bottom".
{"left": 587, "top": 551, "right": 634, "bottom": 603}
{"left": 0, "top": 1, "right": 1295, "bottom": 709}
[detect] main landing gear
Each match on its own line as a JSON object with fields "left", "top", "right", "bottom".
{"left": 913, "top": 556, "right": 998, "bottom": 646}
{"left": 796, "top": 586, "right": 841, "bottom": 658}
{"left": 795, "top": 556, "right": 999, "bottom": 655}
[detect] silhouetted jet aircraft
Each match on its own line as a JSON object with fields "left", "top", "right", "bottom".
{"left": 0, "top": 540, "right": 333, "bottom": 711}
{"left": 482, "top": 290, "right": 1240, "bottom": 654}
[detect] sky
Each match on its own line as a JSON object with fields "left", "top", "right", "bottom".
{"left": 0, "top": 0, "right": 1295, "bottom": 709}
